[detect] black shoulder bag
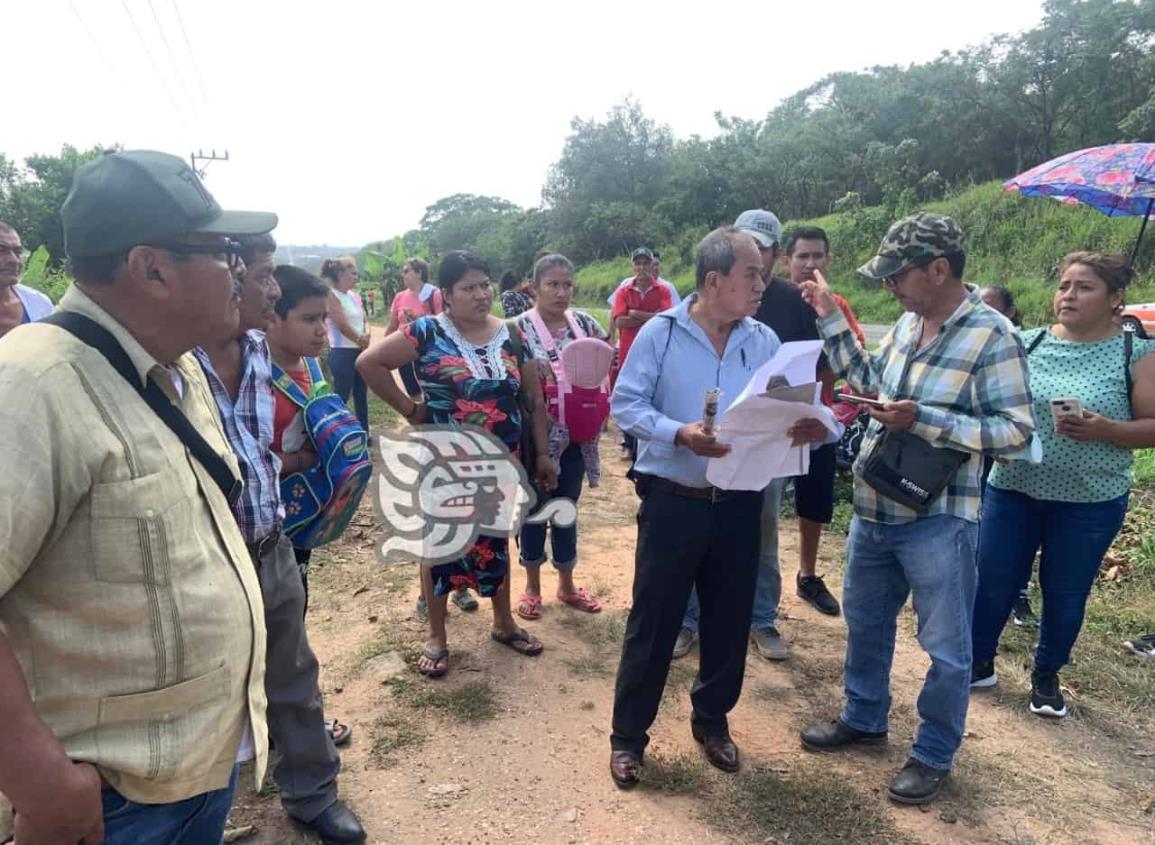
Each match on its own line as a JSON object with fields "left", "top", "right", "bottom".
{"left": 859, "top": 336, "right": 970, "bottom": 513}
{"left": 42, "top": 311, "right": 242, "bottom": 507}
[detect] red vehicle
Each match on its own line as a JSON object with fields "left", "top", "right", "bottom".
{"left": 1121, "top": 303, "right": 1155, "bottom": 337}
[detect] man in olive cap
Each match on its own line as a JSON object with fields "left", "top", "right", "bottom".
{"left": 0, "top": 150, "right": 276, "bottom": 844}
{"left": 796, "top": 212, "right": 1034, "bottom": 804}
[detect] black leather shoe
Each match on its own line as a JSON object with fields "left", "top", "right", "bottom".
{"left": 293, "top": 800, "right": 366, "bottom": 844}
{"left": 800, "top": 719, "right": 887, "bottom": 752}
{"left": 888, "top": 757, "right": 949, "bottom": 805}
{"left": 691, "top": 723, "right": 740, "bottom": 773}
{"left": 610, "top": 750, "right": 643, "bottom": 789}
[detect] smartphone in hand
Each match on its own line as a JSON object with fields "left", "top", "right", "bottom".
{"left": 1050, "top": 397, "right": 1083, "bottom": 430}
{"left": 838, "top": 394, "right": 889, "bottom": 409}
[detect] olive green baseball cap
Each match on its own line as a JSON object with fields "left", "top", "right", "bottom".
{"left": 857, "top": 212, "right": 964, "bottom": 281}
{"left": 62, "top": 149, "right": 278, "bottom": 258}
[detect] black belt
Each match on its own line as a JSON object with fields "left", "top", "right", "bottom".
{"left": 636, "top": 474, "right": 735, "bottom": 504}
{"left": 247, "top": 527, "right": 281, "bottom": 560}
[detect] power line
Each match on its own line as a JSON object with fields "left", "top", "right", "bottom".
{"left": 68, "top": 0, "right": 122, "bottom": 80}
{"left": 146, "top": 0, "right": 195, "bottom": 105}
{"left": 120, "top": 0, "right": 184, "bottom": 118}
{"left": 170, "top": 0, "right": 209, "bottom": 105}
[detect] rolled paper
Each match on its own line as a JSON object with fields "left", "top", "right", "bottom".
{"left": 703, "top": 388, "right": 721, "bottom": 433}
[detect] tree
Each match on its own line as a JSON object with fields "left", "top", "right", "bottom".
{"left": 0, "top": 145, "right": 104, "bottom": 263}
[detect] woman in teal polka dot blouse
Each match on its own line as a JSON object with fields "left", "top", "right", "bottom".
{"left": 971, "top": 252, "right": 1155, "bottom": 719}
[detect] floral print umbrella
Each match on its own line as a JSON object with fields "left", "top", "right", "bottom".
{"left": 1004, "top": 143, "right": 1155, "bottom": 266}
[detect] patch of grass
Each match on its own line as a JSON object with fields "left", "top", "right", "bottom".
{"left": 947, "top": 751, "right": 1061, "bottom": 827}
{"left": 659, "top": 661, "right": 698, "bottom": 714}
{"left": 711, "top": 763, "right": 919, "bottom": 845}
{"left": 382, "top": 564, "right": 417, "bottom": 595}
{"left": 556, "top": 608, "right": 628, "bottom": 652}
{"left": 557, "top": 610, "right": 628, "bottom": 680}
{"left": 385, "top": 676, "right": 499, "bottom": 724}
{"left": 368, "top": 712, "right": 428, "bottom": 768}
{"left": 353, "top": 626, "right": 424, "bottom": 673}
{"left": 561, "top": 656, "right": 613, "bottom": 679}
{"left": 367, "top": 391, "right": 398, "bottom": 430}
{"left": 640, "top": 752, "right": 708, "bottom": 794}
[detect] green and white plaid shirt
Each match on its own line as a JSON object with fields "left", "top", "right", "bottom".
{"left": 820, "top": 289, "right": 1036, "bottom": 524}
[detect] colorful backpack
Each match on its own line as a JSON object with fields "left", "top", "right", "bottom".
{"left": 527, "top": 310, "right": 613, "bottom": 444}
{"left": 273, "top": 357, "right": 373, "bottom": 549}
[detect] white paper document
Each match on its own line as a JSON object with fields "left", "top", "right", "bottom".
{"left": 706, "top": 340, "right": 841, "bottom": 491}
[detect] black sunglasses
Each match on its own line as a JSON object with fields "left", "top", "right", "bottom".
{"left": 147, "top": 239, "right": 245, "bottom": 271}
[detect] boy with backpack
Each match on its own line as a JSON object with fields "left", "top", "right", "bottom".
{"left": 267, "top": 265, "right": 373, "bottom": 597}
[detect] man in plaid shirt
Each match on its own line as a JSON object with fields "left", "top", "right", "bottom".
{"left": 195, "top": 234, "right": 366, "bottom": 844}
{"left": 797, "top": 213, "right": 1034, "bottom": 805}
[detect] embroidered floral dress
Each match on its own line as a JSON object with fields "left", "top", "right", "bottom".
{"left": 402, "top": 313, "right": 529, "bottom": 596}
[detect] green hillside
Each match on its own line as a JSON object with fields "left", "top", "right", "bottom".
{"left": 571, "top": 181, "right": 1155, "bottom": 327}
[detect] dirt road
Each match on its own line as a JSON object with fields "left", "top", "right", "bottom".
{"left": 227, "top": 428, "right": 1155, "bottom": 845}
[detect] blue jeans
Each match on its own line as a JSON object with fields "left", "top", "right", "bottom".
{"left": 842, "top": 514, "right": 978, "bottom": 771}
{"left": 328, "top": 347, "right": 370, "bottom": 434}
{"left": 683, "top": 478, "right": 784, "bottom": 633}
{"left": 972, "top": 486, "right": 1128, "bottom": 675}
{"left": 519, "top": 443, "right": 585, "bottom": 571}
{"left": 99, "top": 764, "right": 239, "bottom": 845}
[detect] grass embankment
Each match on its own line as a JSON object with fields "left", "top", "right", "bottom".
{"left": 568, "top": 181, "right": 1155, "bottom": 327}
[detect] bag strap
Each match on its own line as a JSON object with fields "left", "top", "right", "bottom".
{"left": 1124, "top": 329, "right": 1134, "bottom": 399}
{"left": 1025, "top": 329, "right": 1047, "bottom": 355}
{"left": 526, "top": 309, "right": 569, "bottom": 421}
{"left": 42, "top": 311, "right": 242, "bottom": 507}
{"left": 271, "top": 361, "right": 313, "bottom": 408}
{"left": 649, "top": 315, "right": 677, "bottom": 403}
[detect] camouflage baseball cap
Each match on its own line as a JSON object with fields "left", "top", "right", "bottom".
{"left": 857, "top": 212, "right": 964, "bottom": 281}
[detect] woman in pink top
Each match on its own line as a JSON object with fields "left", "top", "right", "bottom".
{"left": 387, "top": 257, "right": 443, "bottom": 399}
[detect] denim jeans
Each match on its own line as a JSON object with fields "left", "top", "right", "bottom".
{"left": 682, "top": 477, "right": 784, "bottom": 634}
{"left": 519, "top": 443, "right": 585, "bottom": 571}
{"left": 841, "top": 514, "right": 978, "bottom": 771}
{"left": 99, "top": 764, "right": 239, "bottom": 845}
{"left": 328, "top": 347, "right": 370, "bottom": 434}
{"left": 972, "top": 486, "right": 1128, "bottom": 675}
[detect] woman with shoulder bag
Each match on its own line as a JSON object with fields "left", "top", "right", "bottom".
{"left": 971, "top": 253, "right": 1155, "bottom": 718}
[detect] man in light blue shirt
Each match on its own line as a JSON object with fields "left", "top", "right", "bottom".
{"left": 608, "top": 227, "right": 827, "bottom": 789}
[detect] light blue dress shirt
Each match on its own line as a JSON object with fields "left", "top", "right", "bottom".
{"left": 611, "top": 294, "right": 781, "bottom": 488}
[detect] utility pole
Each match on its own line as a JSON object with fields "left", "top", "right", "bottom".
{"left": 190, "top": 148, "right": 229, "bottom": 179}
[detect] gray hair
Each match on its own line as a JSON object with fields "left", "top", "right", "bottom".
{"left": 532, "top": 252, "right": 574, "bottom": 284}
{"left": 696, "top": 227, "right": 749, "bottom": 288}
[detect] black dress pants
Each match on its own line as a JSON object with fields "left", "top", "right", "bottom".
{"left": 610, "top": 484, "right": 763, "bottom": 753}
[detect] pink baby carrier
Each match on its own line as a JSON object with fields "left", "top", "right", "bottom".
{"left": 527, "top": 310, "right": 613, "bottom": 443}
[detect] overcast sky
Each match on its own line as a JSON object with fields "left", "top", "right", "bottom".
{"left": 6, "top": 0, "right": 1046, "bottom": 246}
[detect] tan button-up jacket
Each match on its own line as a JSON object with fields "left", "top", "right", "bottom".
{"left": 0, "top": 286, "right": 266, "bottom": 834}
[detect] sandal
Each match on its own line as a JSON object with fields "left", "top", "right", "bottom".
{"left": 516, "top": 592, "right": 542, "bottom": 621}
{"left": 324, "top": 718, "right": 354, "bottom": 746}
{"left": 491, "top": 627, "right": 544, "bottom": 657}
{"left": 417, "top": 646, "right": 450, "bottom": 678}
{"left": 451, "top": 588, "right": 479, "bottom": 612}
{"left": 557, "top": 587, "right": 603, "bottom": 614}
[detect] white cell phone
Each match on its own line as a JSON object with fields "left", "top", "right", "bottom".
{"left": 1050, "top": 397, "right": 1083, "bottom": 428}
{"left": 839, "top": 394, "right": 889, "bottom": 409}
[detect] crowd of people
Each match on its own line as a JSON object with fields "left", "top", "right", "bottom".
{"left": 0, "top": 148, "right": 1153, "bottom": 845}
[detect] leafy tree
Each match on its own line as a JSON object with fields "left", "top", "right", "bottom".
{"left": 0, "top": 145, "right": 104, "bottom": 263}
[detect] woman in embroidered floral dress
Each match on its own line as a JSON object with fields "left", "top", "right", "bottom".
{"left": 357, "top": 251, "right": 556, "bottom": 677}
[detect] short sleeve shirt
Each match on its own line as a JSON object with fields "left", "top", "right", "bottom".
{"left": 402, "top": 314, "right": 529, "bottom": 454}
{"left": 990, "top": 328, "right": 1155, "bottom": 503}
{"left": 612, "top": 280, "right": 673, "bottom": 364}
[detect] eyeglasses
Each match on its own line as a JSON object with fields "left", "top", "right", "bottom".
{"left": 882, "top": 259, "right": 931, "bottom": 288}
{"left": 148, "top": 239, "right": 245, "bottom": 272}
